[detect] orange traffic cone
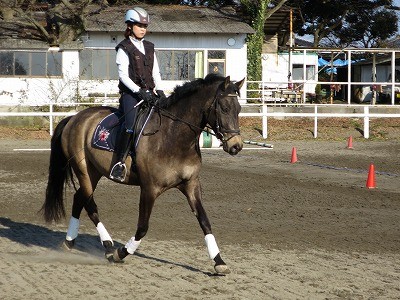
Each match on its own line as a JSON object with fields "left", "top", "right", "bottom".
{"left": 347, "top": 136, "right": 354, "bottom": 149}
{"left": 366, "top": 164, "right": 376, "bottom": 189}
{"left": 291, "top": 147, "right": 298, "bottom": 163}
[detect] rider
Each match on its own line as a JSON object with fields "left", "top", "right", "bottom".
{"left": 110, "top": 7, "right": 163, "bottom": 182}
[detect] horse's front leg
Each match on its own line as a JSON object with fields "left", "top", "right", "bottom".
{"left": 113, "top": 188, "right": 156, "bottom": 262}
{"left": 179, "top": 179, "right": 230, "bottom": 275}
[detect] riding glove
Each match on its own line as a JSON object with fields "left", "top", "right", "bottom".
{"left": 156, "top": 90, "right": 167, "bottom": 100}
{"left": 139, "top": 88, "right": 155, "bottom": 104}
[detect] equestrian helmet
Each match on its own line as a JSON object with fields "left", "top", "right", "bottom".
{"left": 125, "top": 7, "right": 150, "bottom": 24}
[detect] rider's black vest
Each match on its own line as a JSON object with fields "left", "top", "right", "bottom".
{"left": 116, "top": 38, "right": 155, "bottom": 93}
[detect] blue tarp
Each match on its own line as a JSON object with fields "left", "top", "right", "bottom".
{"left": 318, "top": 57, "right": 329, "bottom": 67}
{"left": 318, "top": 58, "right": 354, "bottom": 67}
{"left": 318, "top": 58, "right": 355, "bottom": 74}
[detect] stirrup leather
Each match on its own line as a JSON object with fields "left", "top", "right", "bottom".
{"left": 109, "top": 162, "right": 127, "bottom": 181}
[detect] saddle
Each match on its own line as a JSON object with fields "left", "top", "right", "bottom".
{"left": 91, "top": 105, "right": 153, "bottom": 155}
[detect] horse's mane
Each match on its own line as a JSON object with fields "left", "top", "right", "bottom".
{"left": 158, "top": 73, "right": 225, "bottom": 109}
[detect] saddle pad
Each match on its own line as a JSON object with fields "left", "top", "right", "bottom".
{"left": 92, "top": 112, "right": 122, "bottom": 152}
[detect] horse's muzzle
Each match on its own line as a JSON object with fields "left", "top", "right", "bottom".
{"left": 223, "top": 134, "right": 243, "bottom": 155}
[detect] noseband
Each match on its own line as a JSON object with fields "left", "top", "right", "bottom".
{"left": 206, "top": 89, "right": 240, "bottom": 143}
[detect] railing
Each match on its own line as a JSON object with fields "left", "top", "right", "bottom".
{"left": 241, "top": 103, "right": 400, "bottom": 139}
{"left": 247, "top": 79, "right": 400, "bottom": 105}
{"left": 1, "top": 102, "right": 400, "bottom": 138}
{"left": 0, "top": 102, "right": 118, "bottom": 135}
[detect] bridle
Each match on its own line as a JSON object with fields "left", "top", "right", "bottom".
{"left": 205, "top": 88, "right": 241, "bottom": 144}
{"left": 141, "top": 84, "right": 241, "bottom": 143}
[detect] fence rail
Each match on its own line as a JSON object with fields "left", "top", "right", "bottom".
{"left": 1, "top": 103, "right": 400, "bottom": 138}
{"left": 242, "top": 104, "right": 400, "bottom": 139}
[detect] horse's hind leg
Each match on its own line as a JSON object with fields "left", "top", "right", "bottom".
{"left": 64, "top": 172, "right": 114, "bottom": 258}
{"left": 63, "top": 188, "right": 86, "bottom": 249}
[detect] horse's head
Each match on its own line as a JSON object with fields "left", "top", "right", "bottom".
{"left": 206, "top": 76, "right": 244, "bottom": 155}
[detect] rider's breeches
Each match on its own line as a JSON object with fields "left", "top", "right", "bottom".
{"left": 119, "top": 92, "right": 140, "bottom": 132}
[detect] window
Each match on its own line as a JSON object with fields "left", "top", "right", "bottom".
{"left": 292, "top": 64, "right": 316, "bottom": 81}
{"left": 32, "top": 52, "right": 46, "bottom": 76}
{"left": 47, "top": 52, "right": 62, "bottom": 76}
{"left": 207, "top": 50, "right": 226, "bottom": 76}
{"left": 156, "top": 50, "right": 204, "bottom": 80}
{"left": 15, "top": 52, "right": 29, "bottom": 75}
{"left": 0, "top": 51, "right": 62, "bottom": 77}
{"left": 0, "top": 52, "right": 13, "bottom": 76}
{"left": 79, "top": 49, "right": 118, "bottom": 80}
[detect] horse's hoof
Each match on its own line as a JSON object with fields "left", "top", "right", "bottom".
{"left": 101, "top": 241, "right": 115, "bottom": 262}
{"left": 105, "top": 249, "right": 115, "bottom": 262}
{"left": 112, "top": 247, "right": 129, "bottom": 263}
{"left": 61, "top": 239, "right": 75, "bottom": 251}
{"left": 214, "top": 264, "right": 230, "bottom": 275}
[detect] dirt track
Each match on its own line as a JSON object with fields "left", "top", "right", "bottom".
{"left": 0, "top": 137, "right": 399, "bottom": 299}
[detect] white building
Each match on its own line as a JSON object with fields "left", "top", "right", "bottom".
{"left": 0, "top": 5, "right": 254, "bottom": 106}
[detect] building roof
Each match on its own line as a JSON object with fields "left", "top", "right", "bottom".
{"left": 263, "top": 6, "right": 294, "bottom": 35}
{"left": 85, "top": 5, "right": 255, "bottom": 34}
{"left": 0, "top": 38, "right": 82, "bottom": 50}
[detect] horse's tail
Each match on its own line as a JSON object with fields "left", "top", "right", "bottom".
{"left": 41, "top": 116, "right": 73, "bottom": 223}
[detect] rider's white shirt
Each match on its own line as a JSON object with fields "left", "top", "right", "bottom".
{"left": 116, "top": 36, "right": 162, "bottom": 93}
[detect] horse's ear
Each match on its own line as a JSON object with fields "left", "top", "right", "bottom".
{"left": 223, "top": 76, "right": 231, "bottom": 91}
{"left": 235, "top": 78, "right": 245, "bottom": 90}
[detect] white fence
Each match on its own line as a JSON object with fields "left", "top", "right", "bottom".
{"left": 241, "top": 104, "right": 400, "bottom": 139}
{"left": 1, "top": 102, "right": 400, "bottom": 139}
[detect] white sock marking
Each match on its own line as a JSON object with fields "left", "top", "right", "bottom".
{"left": 66, "top": 217, "right": 80, "bottom": 241}
{"left": 125, "top": 237, "right": 141, "bottom": 255}
{"left": 205, "top": 234, "right": 220, "bottom": 259}
{"left": 96, "top": 222, "right": 113, "bottom": 245}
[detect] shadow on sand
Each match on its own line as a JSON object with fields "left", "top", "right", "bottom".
{"left": 0, "top": 217, "right": 214, "bottom": 275}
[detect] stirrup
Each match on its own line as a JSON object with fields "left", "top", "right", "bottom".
{"left": 109, "top": 162, "right": 127, "bottom": 182}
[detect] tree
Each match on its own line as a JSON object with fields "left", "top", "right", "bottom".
{"left": 0, "top": 0, "right": 107, "bottom": 45}
{"left": 240, "top": 0, "right": 288, "bottom": 81}
{"left": 288, "top": 0, "right": 399, "bottom": 48}
{"left": 332, "top": 7, "right": 398, "bottom": 47}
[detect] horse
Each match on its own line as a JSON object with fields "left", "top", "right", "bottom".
{"left": 42, "top": 73, "right": 244, "bottom": 275}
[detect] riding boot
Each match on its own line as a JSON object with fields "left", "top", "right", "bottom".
{"left": 109, "top": 130, "right": 133, "bottom": 182}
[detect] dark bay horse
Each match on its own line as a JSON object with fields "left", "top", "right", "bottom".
{"left": 42, "top": 74, "right": 244, "bottom": 274}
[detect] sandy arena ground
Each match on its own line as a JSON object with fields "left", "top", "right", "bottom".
{"left": 0, "top": 134, "right": 399, "bottom": 299}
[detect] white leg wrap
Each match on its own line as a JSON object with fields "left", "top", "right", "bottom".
{"left": 66, "top": 217, "right": 80, "bottom": 241}
{"left": 205, "top": 234, "right": 220, "bottom": 259}
{"left": 96, "top": 222, "right": 113, "bottom": 245}
{"left": 125, "top": 237, "right": 141, "bottom": 255}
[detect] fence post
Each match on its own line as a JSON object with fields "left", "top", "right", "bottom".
{"left": 314, "top": 105, "right": 318, "bottom": 138}
{"left": 364, "top": 106, "right": 369, "bottom": 139}
{"left": 262, "top": 104, "right": 268, "bottom": 139}
{"left": 49, "top": 102, "right": 54, "bottom": 136}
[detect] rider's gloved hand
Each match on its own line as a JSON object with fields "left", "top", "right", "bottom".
{"left": 139, "top": 88, "right": 155, "bottom": 104}
{"left": 156, "top": 90, "right": 167, "bottom": 100}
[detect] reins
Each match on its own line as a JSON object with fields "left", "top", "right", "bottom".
{"left": 150, "top": 87, "right": 240, "bottom": 142}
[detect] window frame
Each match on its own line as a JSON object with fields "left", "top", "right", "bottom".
{"left": 0, "top": 50, "right": 62, "bottom": 78}
{"left": 155, "top": 49, "right": 205, "bottom": 81}
{"left": 292, "top": 63, "right": 316, "bottom": 81}
{"left": 79, "top": 48, "right": 117, "bottom": 80}
{"left": 207, "top": 50, "right": 226, "bottom": 76}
